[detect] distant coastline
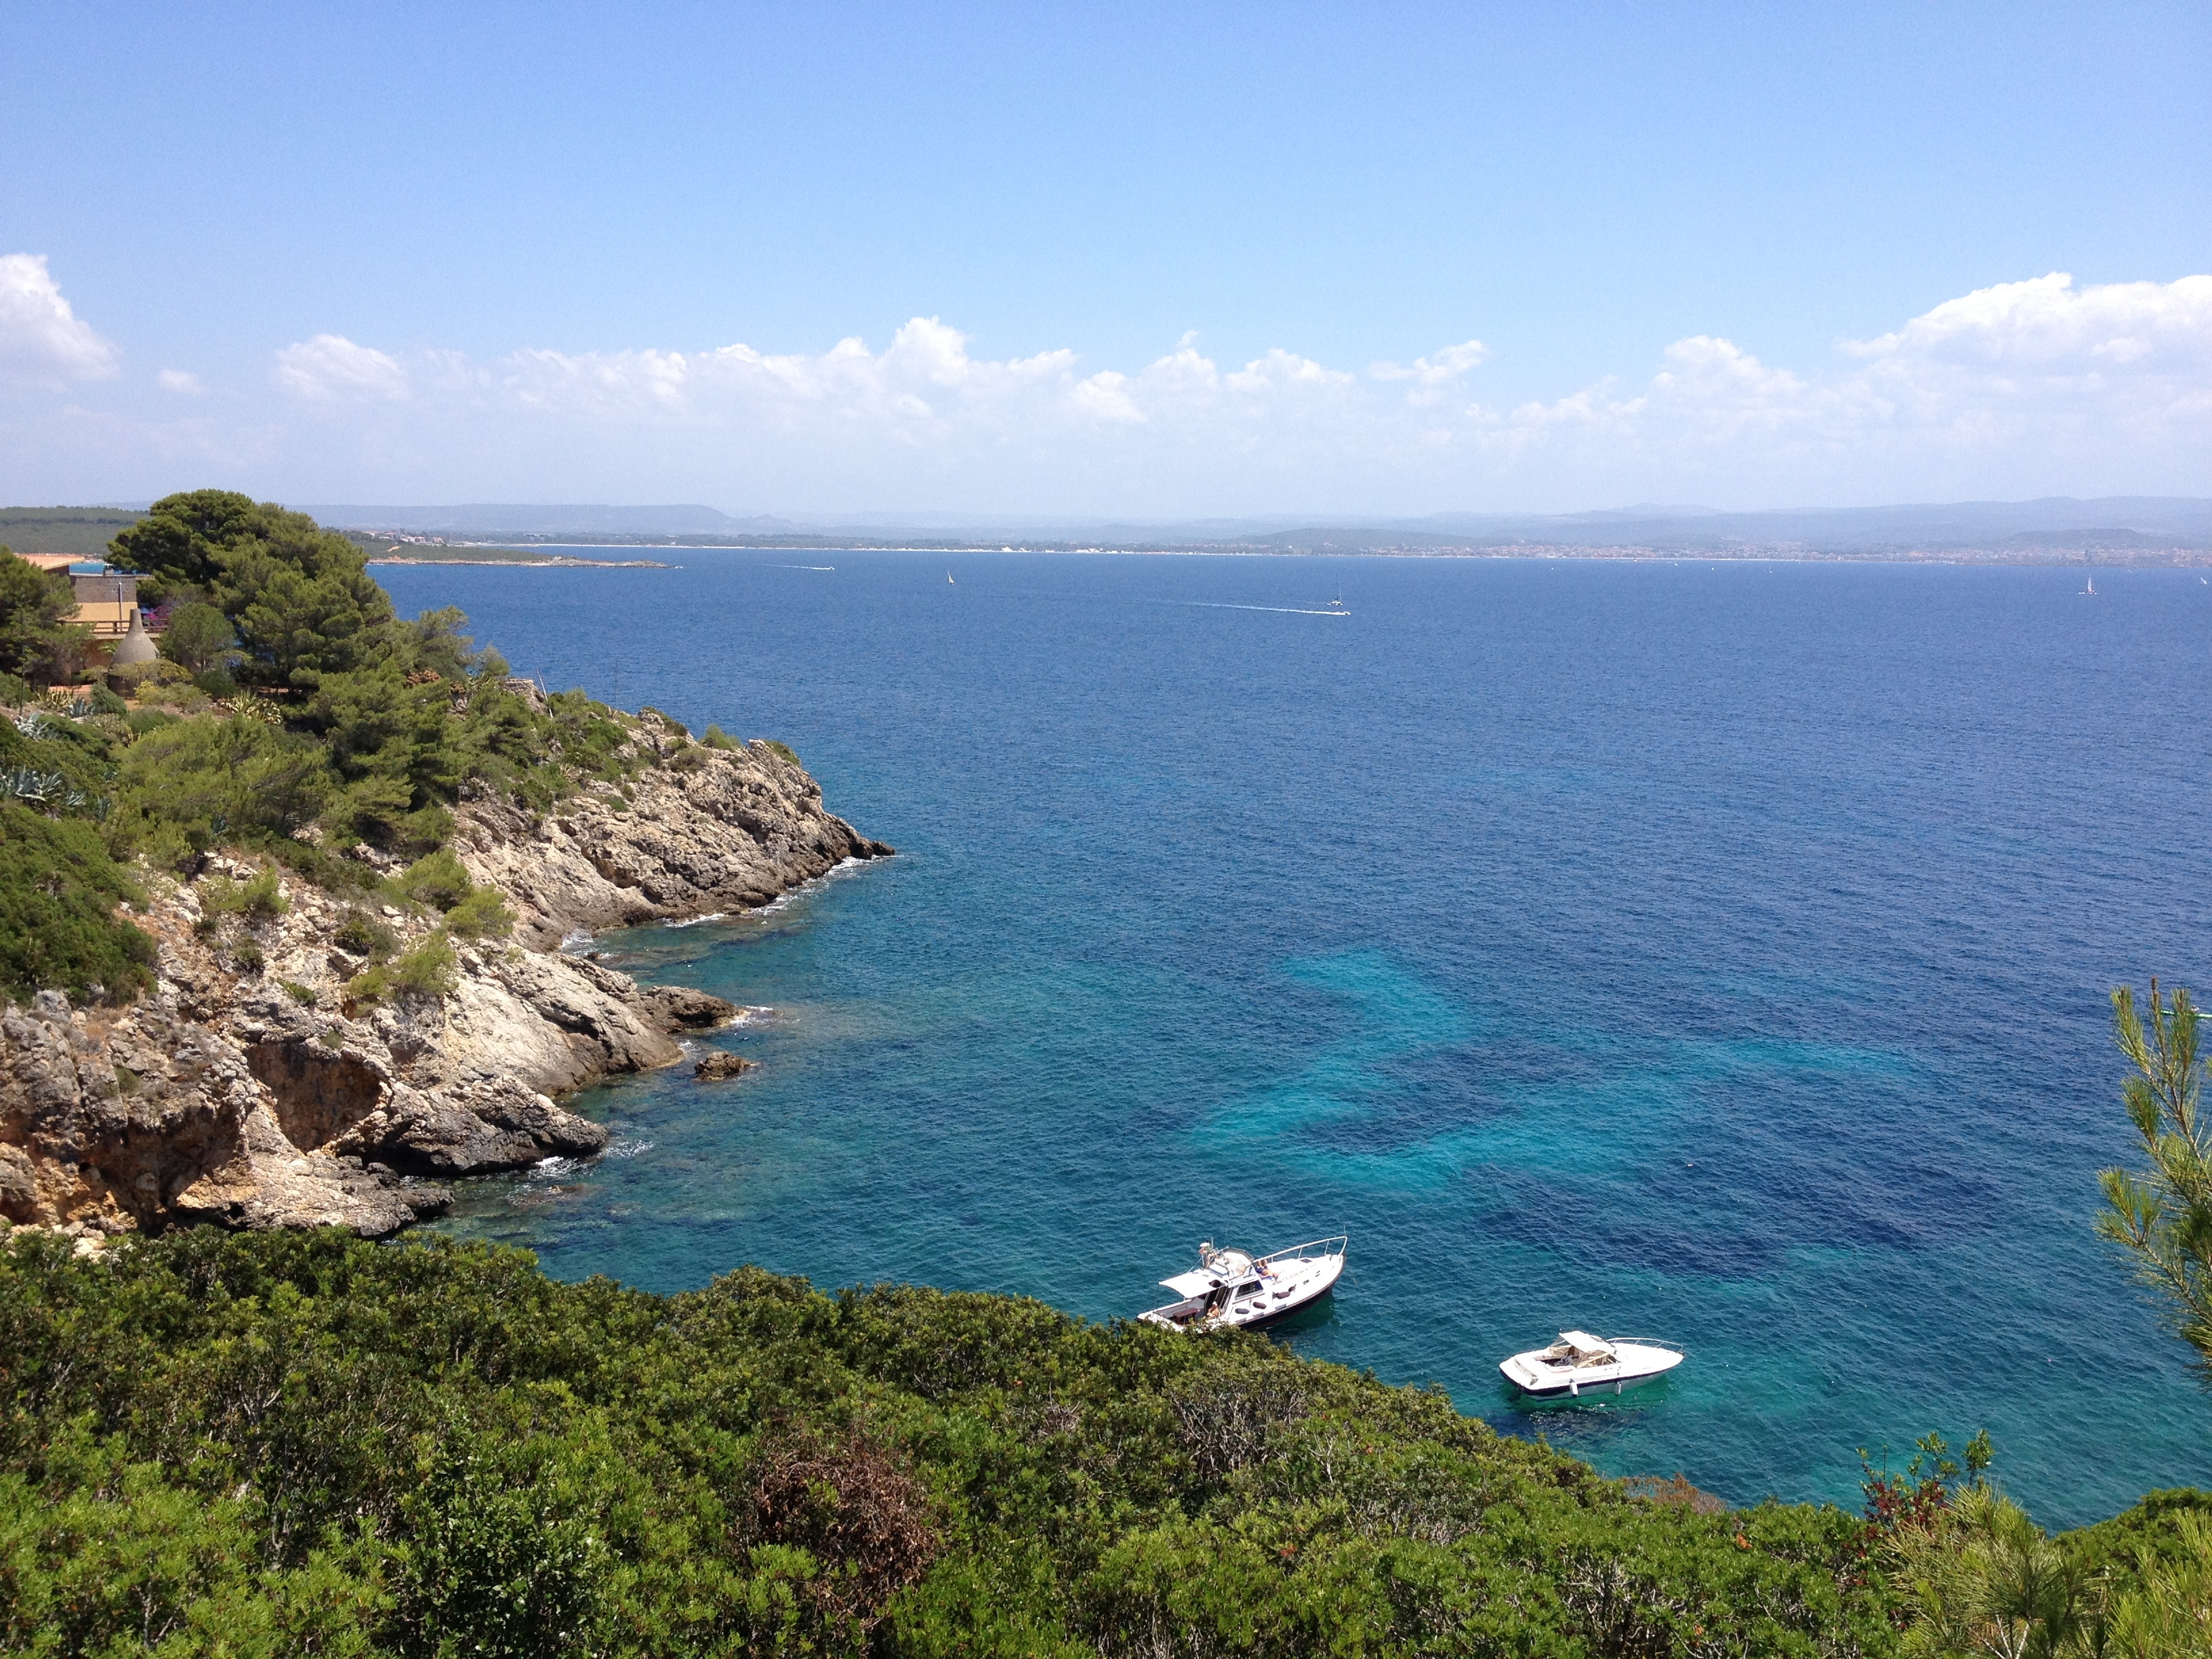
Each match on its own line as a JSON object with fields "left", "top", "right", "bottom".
{"left": 6, "top": 498, "right": 2207, "bottom": 569}
{"left": 293, "top": 495, "right": 2212, "bottom": 569}
{"left": 365, "top": 550, "right": 674, "bottom": 569}
{"left": 376, "top": 539, "right": 2212, "bottom": 568}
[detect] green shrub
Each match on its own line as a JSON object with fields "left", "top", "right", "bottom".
{"left": 266, "top": 835, "right": 380, "bottom": 897}
{"left": 199, "top": 867, "right": 286, "bottom": 924}
{"left": 0, "top": 550, "right": 89, "bottom": 685}
{"left": 343, "top": 965, "right": 388, "bottom": 1008}
{"left": 349, "top": 930, "right": 457, "bottom": 1007}
{"left": 701, "top": 723, "right": 738, "bottom": 750}
{"left": 193, "top": 666, "right": 239, "bottom": 700}
{"left": 0, "top": 802, "right": 155, "bottom": 1004}
{"left": 89, "top": 684, "right": 127, "bottom": 718}
{"left": 762, "top": 739, "right": 800, "bottom": 766}
{"left": 240, "top": 868, "right": 286, "bottom": 919}
{"left": 398, "top": 848, "right": 473, "bottom": 911}
{"left": 0, "top": 672, "right": 29, "bottom": 706}
{"left": 444, "top": 886, "right": 514, "bottom": 940}
{"left": 392, "top": 930, "right": 458, "bottom": 995}
{"left": 281, "top": 980, "right": 319, "bottom": 1006}
{"left": 332, "top": 908, "right": 398, "bottom": 961}
{"left": 109, "top": 657, "right": 191, "bottom": 695}
{"left": 109, "top": 715, "right": 331, "bottom": 869}
{"left": 234, "top": 939, "right": 264, "bottom": 975}
{"left": 155, "top": 600, "right": 237, "bottom": 672}
{"left": 150, "top": 682, "right": 210, "bottom": 714}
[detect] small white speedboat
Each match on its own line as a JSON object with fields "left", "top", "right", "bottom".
{"left": 1139, "top": 1235, "right": 1346, "bottom": 1332}
{"left": 1500, "top": 1330, "right": 1683, "bottom": 1400}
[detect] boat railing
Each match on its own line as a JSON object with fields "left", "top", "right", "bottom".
{"left": 1258, "top": 1235, "right": 1347, "bottom": 1268}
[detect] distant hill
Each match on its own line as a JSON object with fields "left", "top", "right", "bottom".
{"left": 0, "top": 506, "right": 143, "bottom": 558}
{"left": 300, "top": 503, "right": 805, "bottom": 537}
{"left": 12, "top": 497, "right": 2210, "bottom": 562}
{"left": 1235, "top": 498, "right": 2212, "bottom": 557}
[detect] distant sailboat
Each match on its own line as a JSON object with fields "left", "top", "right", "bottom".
{"left": 2081, "top": 574, "right": 2097, "bottom": 596}
{"left": 947, "top": 571, "right": 956, "bottom": 584}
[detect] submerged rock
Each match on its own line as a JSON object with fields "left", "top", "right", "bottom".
{"left": 641, "top": 985, "right": 737, "bottom": 1029}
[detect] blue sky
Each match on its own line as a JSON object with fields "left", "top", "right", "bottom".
{"left": 3, "top": 2, "right": 2207, "bottom": 515}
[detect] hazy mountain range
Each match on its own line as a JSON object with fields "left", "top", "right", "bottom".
{"left": 7, "top": 498, "right": 2209, "bottom": 562}
{"left": 292, "top": 497, "right": 2212, "bottom": 560}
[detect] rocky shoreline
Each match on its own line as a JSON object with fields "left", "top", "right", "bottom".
{"left": 0, "top": 721, "right": 889, "bottom": 1244}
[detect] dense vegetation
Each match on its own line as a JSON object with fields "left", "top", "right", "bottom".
{"left": 5, "top": 1230, "right": 2203, "bottom": 1658}
{"left": 0, "top": 491, "right": 658, "bottom": 1004}
{"left": 0, "top": 1227, "right": 1905, "bottom": 1658}
{"left": 0, "top": 549, "right": 87, "bottom": 688}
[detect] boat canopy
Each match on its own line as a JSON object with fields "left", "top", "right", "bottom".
{"left": 1556, "top": 1331, "right": 1613, "bottom": 1354}
{"left": 1160, "top": 1269, "right": 1221, "bottom": 1298}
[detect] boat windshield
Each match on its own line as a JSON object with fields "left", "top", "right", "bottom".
{"left": 1542, "top": 1331, "right": 1617, "bottom": 1366}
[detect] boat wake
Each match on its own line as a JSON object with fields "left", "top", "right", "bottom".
{"left": 1160, "top": 600, "right": 1351, "bottom": 617}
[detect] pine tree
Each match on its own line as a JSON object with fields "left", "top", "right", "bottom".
{"left": 2100, "top": 980, "right": 2212, "bottom": 1379}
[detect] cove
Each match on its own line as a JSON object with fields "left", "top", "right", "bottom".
{"left": 382, "top": 550, "right": 2212, "bottom": 1526}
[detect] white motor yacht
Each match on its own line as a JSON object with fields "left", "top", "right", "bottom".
{"left": 1139, "top": 1236, "right": 1346, "bottom": 1332}
{"left": 1500, "top": 1331, "right": 1683, "bottom": 1400}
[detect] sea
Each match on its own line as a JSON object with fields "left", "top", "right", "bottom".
{"left": 376, "top": 550, "right": 2212, "bottom": 1528}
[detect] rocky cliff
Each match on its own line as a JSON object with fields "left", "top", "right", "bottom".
{"left": 0, "top": 731, "right": 890, "bottom": 1244}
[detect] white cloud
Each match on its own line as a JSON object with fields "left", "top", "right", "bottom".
{"left": 1465, "top": 274, "right": 2212, "bottom": 493}
{"left": 1370, "top": 338, "right": 1490, "bottom": 385}
{"left": 274, "top": 333, "right": 410, "bottom": 401}
{"left": 1828, "top": 272, "right": 2212, "bottom": 451}
{"left": 7, "top": 273, "right": 2207, "bottom": 512}
{"left": 1843, "top": 270, "right": 2212, "bottom": 369}
{"left": 157, "top": 368, "right": 203, "bottom": 394}
{"left": 0, "top": 254, "right": 119, "bottom": 385}
{"left": 312, "top": 274, "right": 2205, "bottom": 481}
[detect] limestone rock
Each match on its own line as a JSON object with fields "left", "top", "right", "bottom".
{"left": 455, "top": 739, "right": 893, "bottom": 950}
{"left": 0, "top": 732, "right": 884, "bottom": 1239}
{"left": 642, "top": 985, "right": 737, "bottom": 1029}
{"left": 693, "top": 1052, "right": 754, "bottom": 1081}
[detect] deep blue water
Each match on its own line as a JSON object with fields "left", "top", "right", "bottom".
{"left": 380, "top": 551, "right": 2212, "bottom": 1528}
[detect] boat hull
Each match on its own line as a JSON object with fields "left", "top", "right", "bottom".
{"left": 1231, "top": 1279, "right": 1336, "bottom": 1328}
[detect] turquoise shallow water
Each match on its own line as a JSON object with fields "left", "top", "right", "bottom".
{"left": 380, "top": 552, "right": 2212, "bottom": 1527}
